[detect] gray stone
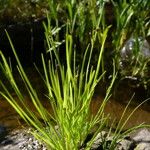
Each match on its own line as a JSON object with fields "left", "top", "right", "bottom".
{"left": 135, "top": 143, "right": 150, "bottom": 150}
{"left": 117, "top": 139, "right": 133, "bottom": 150}
{"left": 0, "top": 128, "right": 47, "bottom": 150}
{"left": 91, "top": 132, "right": 105, "bottom": 149}
{"left": 120, "top": 37, "right": 150, "bottom": 61}
{"left": 120, "top": 37, "right": 150, "bottom": 73}
{"left": 0, "top": 125, "right": 7, "bottom": 141}
{"left": 132, "top": 128, "right": 150, "bottom": 142}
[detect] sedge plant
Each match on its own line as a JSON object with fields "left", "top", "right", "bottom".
{"left": 0, "top": 1, "right": 149, "bottom": 149}
{"left": 0, "top": 18, "right": 116, "bottom": 149}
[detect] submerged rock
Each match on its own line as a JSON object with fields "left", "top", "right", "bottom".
{"left": 121, "top": 37, "right": 150, "bottom": 58}
{"left": 0, "top": 125, "right": 7, "bottom": 142}
{"left": 119, "top": 37, "right": 150, "bottom": 88}
{"left": 0, "top": 125, "right": 6, "bottom": 134}
{"left": 0, "top": 0, "right": 48, "bottom": 24}
{"left": 120, "top": 37, "right": 150, "bottom": 69}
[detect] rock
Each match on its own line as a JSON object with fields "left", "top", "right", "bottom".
{"left": 128, "top": 128, "right": 150, "bottom": 150}
{"left": 0, "top": 128, "right": 47, "bottom": 150}
{"left": 0, "top": 0, "right": 48, "bottom": 24}
{"left": 135, "top": 143, "right": 150, "bottom": 150}
{"left": 1, "top": 127, "right": 150, "bottom": 150}
{"left": 131, "top": 128, "right": 150, "bottom": 142}
{"left": 117, "top": 139, "right": 133, "bottom": 150}
{"left": 0, "top": 18, "right": 45, "bottom": 66}
{"left": 119, "top": 37, "right": 150, "bottom": 87}
{"left": 120, "top": 37, "right": 150, "bottom": 62}
{"left": 90, "top": 128, "right": 150, "bottom": 150}
{"left": 120, "top": 37, "right": 150, "bottom": 71}
{"left": 90, "top": 131, "right": 108, "bottom": 149}
{"left": 0, "top": 125, "right": 7, "bottom": 142}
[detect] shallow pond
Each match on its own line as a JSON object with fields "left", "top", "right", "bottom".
{"left": 0, "top": 71, "right": 150, "bottom": 131}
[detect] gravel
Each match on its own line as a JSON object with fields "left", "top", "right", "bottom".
{"left": 1, "top": 127, "right": 150, "bottom": 150}
{"left": 0, "top": 128, "right": 47, "bottom": 150}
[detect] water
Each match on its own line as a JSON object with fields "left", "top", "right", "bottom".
{"left": 0, "top": 67, "right": 150, "bottom": 131}
{"left": 0, "top": 88, "right": 150, "bottom": 131}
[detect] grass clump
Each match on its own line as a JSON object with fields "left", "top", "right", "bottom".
{"left": 0, "top": 0, "right": 149, "bottom": 149}
{"left": 0, "top": 17, "right": 115, "bottom": 149}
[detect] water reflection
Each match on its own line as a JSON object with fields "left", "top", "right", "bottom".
{"left": 0, "top": 91, "right": 150, "bottom": 131}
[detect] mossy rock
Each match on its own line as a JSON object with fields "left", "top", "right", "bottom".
{"left": 0, "top": 0, "right": 48, "bottom": 24}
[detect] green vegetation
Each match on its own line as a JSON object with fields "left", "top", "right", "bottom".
{"left": 101, "top": 96, "right": 149, "bottom": 150}
{"left": 112, "top": 0, "right": 150, "bottom": 87}
{"left": 0, "top": 0, "right": 150, "bottom": 149}
{"left": 0, "top": 17, "right": 114, "bottom": 149}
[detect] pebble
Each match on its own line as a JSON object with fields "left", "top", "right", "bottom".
{"left": 1, "top": 127, "right": 150, "bottom": 150}
{"left": 0, "top": 128, "right": 47, "bottom": 150}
